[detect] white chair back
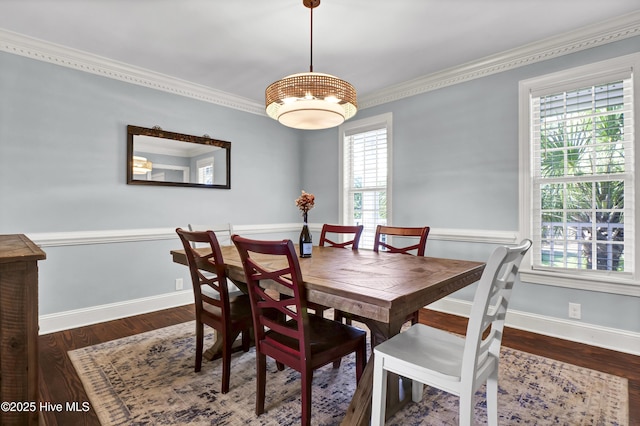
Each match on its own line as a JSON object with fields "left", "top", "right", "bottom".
{"left": 187, "top": 223, "right": 239, "bottom": 293}
{"left": 462, "top": 239, "right": 532, "bottom": 393}
{"left": 371, "top": 239, "right": 532, "bottom": 426}
{"left": 188, "top": 223, "right": 234, "bottom": 246}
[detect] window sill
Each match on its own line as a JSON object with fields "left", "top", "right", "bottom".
{"left": 519, "top": 268, "right": 640, "bottom": 296}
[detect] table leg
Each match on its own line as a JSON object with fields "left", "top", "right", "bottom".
{"left": 203, "top": 330, "right": 221, "bottom": 361}
{"left": 341, "top": 318, "right": 408, "bottom": 426}
{"left": 203, "top": 329, "right": 253, "bottom": 361}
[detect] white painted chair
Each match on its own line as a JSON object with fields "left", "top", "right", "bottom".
{"left": 371, "top": 239, "right": 532, "bottom": 426}
{"left": 188, "top": 223, "right": 234, "bottom": 246}
{"left": 187, "top": 223, "right": 241, "bottom": 294}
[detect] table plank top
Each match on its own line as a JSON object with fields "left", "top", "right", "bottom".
{"left": 171, "top": 245, "right": 484, "bottom": 324}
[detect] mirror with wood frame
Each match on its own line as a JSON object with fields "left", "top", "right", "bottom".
{"left": 127, "top": 125, "right": 231, "bottom": 189}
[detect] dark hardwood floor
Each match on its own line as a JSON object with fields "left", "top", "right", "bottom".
{"left": 39, "top": 305, "right": 638, "bottom": 425}
{"left": 39, "top": 306, "right": 195, "bottom": 426}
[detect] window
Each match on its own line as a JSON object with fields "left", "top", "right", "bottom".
{"left": 197, "top": 157, "right": 214, "bottom": 184}
{"left": 519, "top": 53, "right": 639, "bottom": 293}
{"left": 340, "top": 113, "right": 392, "bottom": 249}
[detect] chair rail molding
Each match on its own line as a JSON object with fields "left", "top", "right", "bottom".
{"left": 26, "top": 226, "right": 517, "bottom": 247}
{"left": 2, "top": 10, "right": 639, "bottom": 112}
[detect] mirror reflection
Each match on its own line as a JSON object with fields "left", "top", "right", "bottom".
{"left": 127, "top": 125, "right": 231, "bottom": 189}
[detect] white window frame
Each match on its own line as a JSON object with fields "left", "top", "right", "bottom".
{"left": 339, "top": 113, "right": 393, "bottom": 250}
{"left": 519, "top": 53, "right": 640, "bottom": 296}
{"left": 197, "top": 157, "right": 214, "bottom": 184}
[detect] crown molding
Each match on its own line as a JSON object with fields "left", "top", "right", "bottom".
{"left": 0, "top": 28, "right": 265, "bottom": 116}
{"left": 359, "top": 10, "right": 640, "bottom": 108}
{"left": 1, "top": 10, "right": 639, "bottom": 114}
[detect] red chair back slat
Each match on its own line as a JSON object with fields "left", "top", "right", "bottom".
{"left": 373, "top": 225, "right": 430, "bottom": 256}
{"left": 319, "top": 224, "right": 364, "bottom": 250}
{"left": 177, "top": 228, "right": 230, "bottom": 320}
{"left": 176, "top": 228, "right": 252, "bottom": 393}
{"left": 232, "top": 237, "right": 311, "bottom": 362}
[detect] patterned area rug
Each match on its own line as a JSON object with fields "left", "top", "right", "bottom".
{"left": 68, "top": 321, "right": 628, "bottom": 425}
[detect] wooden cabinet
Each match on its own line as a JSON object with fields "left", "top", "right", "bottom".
{"left": 0, "top": 234, "right": 45, "bottom": 426}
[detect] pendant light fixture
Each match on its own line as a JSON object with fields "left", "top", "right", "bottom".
{"left": 132, "top": 156, "right": 153, "bottom": 174}
{"left": 265, "top": 0, "right": 357, "bottom": 130}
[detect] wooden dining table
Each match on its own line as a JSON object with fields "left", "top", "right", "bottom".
{"left": 171, "top": 244, "right": 484, "bottom": 426}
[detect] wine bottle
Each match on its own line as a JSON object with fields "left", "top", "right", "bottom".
{"left": 299, "top": 212, "right": 312, "bottom": 258}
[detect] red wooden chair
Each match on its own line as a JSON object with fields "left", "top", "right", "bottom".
{"left": 312, "top": 224, "right": 364, "bottom": 321}
{"left": 319, "top": 224, "right": 364, "bottom": 250}
{"left": 319, "top": 224, "right": 364, "bottom": 367}
{"left": 176, "top": 228, "right": 252, "bottom": 394}
{"left": 375, "top": 225, "right": 430, "bottom": 324}
{"left": 232, "top": 235, "right": 367, "bottom": 426}
{"left": 336, "top": 225, "right": 431, "bottom": 346}
{"left": 278, "top": 224, "right": 364, "bottom": 320}
{"left": 373, "top": 225, "right": 430, "bottom": 256}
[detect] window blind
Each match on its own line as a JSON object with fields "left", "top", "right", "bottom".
{"left": 343, "top": 126, "right": 388, "bottom": 249}
{"left": 197, "top": 157, "right": 214, "bottom": 185}
{"left": 531, "top": 75, "right": 634, "bottom": 274}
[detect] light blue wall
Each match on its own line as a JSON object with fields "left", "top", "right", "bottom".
{"left": 298, "top": 36, "right": 640, "bottom": 333}
{"left": 1, "top": 35, "right": 638, "bottom": 334}
{"left": 0, "top": 51, "right": 303, "bottom": 314}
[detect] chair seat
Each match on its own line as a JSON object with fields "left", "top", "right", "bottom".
{"left": 375, "top": 324, "right": 467, "bottom": 383}
{"left": 266, "top": 315, "right": 366, "bottom": 358}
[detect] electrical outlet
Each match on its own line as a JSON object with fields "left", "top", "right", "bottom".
{"left": 568, "top": 302, "right": 581, "bottom": 319}
{"left": 175, "top": 278, "right": 184, "bottom": 291}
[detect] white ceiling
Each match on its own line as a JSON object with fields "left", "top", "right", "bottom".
{"left": 1, "top": 0, "right": 639, "bottom": 106}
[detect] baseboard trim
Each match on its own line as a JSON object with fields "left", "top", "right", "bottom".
{"left": 427, "top": 297, "right": 640, "bottom": 356}
{"left": 38, "top": 291, "right": 193, "bottom": 335}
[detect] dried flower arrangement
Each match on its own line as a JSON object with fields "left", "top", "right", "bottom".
{"left": 295, "top": 190, "right": 315, "bottom": 215}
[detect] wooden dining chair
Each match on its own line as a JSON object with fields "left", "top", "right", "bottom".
{"left": 375, "top": 225, "right": 430, "bottom": 325}
{"left": 335, "top": 225, "right": 430, "bottom": 337}
{"left": 311, "top": 224, "right": 365, "bottom": 322}
{"left": 373, "top": 225, "right": 430, "bottom": 256}
{"left": 371, "top": 239, "right": 532, "bottom": 426}
{"left": 319, "top": 224, "right": 364, "bottom": 250}
{"left": 232, "top": 235, "right": 367, "bottom": 426}
{"left": 175, "top": 228, "right": 253, "bottom": 394}
{"left": 319, "top": 224, "right": 364, "bottom": 367}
